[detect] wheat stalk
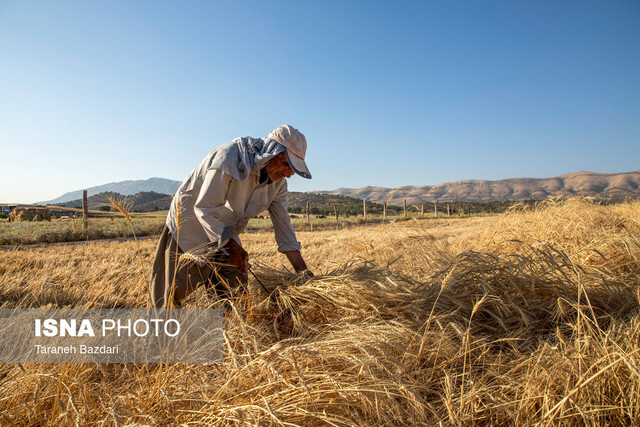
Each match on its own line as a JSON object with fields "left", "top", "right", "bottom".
{"left": 108, "top": 196, "right": 136, "bottom": 241}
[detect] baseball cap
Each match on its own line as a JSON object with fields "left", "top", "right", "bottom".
{"left": 268, "top": 125, "right": 312, "bottom": 179}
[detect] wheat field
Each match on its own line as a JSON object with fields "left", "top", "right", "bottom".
{"left": 0, "top": 199, "right": 639, "bottom": 425}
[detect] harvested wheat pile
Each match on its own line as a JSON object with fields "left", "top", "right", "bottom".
{"left": 0, "top": 199, "right": 638, "bottom": 425}
{"left": 9, "top": 207, "right": 52, "bottom": 222}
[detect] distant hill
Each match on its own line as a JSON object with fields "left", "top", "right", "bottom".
{"left": 287, "top": 192, "right": 395, "bottom": 215}
{"left": 319, "top": 170, "right": 640, "bottom": 206}
{"left": 39, "top": 177, "right": 180, "bottom": 205}
{"left": 53, "top": 190, "right": 386, "bottom": 215}
{"left": 56, "top": 191, "right": 173, "bottom": 212}
{"left": 38, "top": 170, "right": 640, "bottom": 210}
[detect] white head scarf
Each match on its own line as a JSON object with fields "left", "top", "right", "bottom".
{"left": 207, "top": 137, "right": 284, "bottom": 181}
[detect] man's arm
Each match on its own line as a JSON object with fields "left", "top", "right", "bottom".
{"left": 193, "top": 169, "right": 233, "bottom": 247}
{"left": 268, "top": 181, "right": 312, "bottom": 274}
{"left": 283, "top": 250, "right": 311, "bottom": 274}
{"left": 194, "top": 170, "right": 248, "bottom": 271}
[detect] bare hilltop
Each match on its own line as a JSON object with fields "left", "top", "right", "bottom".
{"left": 33, "top": 170, "right": 639, "bottom": 208}
{"left": 319, "top": 170, "right": 640, "bottom": 206}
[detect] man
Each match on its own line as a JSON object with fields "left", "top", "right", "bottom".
{"left": 150, "top": 124, "right": 313, "bottom": 308}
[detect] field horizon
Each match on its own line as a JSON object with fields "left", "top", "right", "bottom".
{"left": 29, "top": 168, "right": 640, "bottom": 206}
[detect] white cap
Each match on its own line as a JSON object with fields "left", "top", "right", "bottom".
{"left": 268, "top": 125, "right": 312, "bottom": 179}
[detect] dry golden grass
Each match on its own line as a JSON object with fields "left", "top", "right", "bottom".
{"left": 0, "top": 199, "right": 639, "bottom": 425}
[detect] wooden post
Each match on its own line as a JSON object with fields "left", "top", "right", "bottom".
{"left": 82, "top": 190, "right": 88, "bottom": 229}
{"left": 421, "top": 203, "right": 424, "bottom": 217}
{"left": 306, "top": 201, "right": 311, "bottom": 231}
{"left": 383, "top": 202, "right": 387, "bottom": 222}
{"left": 447, "top": 203, "right": 450, "bottom": 217}
{"left": 434, "top": 202, "right": 438, "bottom": 218}
{"left": 363, "top": 199, "right": 367, "bottom": 223}
{"left": 334, "top": 204, "right": 338, "bottom": 225}
{"left": 403, "top": 200, "right": 407, "bottom": 218}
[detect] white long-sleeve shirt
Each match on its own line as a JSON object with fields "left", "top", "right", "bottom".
{"left": 166, "top": 167, "right": 300, "bottom": 254}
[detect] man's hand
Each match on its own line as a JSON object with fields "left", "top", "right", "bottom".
{"left": 283, "top": 250, "right": 313, "bottom": 277}
{"left": 300, "top": 269, "right": 314, "bottom": 280}
{"left": 224, "top": 239, "right": 248, "bottom": 273}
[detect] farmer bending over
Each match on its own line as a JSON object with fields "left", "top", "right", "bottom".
{"left": 150, "top": 125, "right": 313, "bottom": 308}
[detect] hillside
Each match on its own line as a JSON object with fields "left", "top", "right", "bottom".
{"left": 320, "top": 170, "right": 640, "bottom": 205}
{"left": 37, "top": 170, "right": 640, "bottom": 209}
{"left": 287, "top": 192, "right": 398, "bottom": 215}
{"left": 39, "top": 177, "right": 180, "bottom": 204}
{"left": 54, "top": 190, "right": 394, "bottom": 215}
{"left": 56, "top": 191, "right": 173, "bottom": 212}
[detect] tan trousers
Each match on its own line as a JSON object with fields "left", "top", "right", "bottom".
{"left": 149, "top": 226, "right": 248, "bottom": 308}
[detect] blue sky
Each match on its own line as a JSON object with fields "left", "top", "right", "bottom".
{"left": 1, "top": 1, "right": 639, "bottom": 203}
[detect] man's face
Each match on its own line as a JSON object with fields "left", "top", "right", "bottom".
{"left": 264, "top": 152, "right": 294, "bottom": 181}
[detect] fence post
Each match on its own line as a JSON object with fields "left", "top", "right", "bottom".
{"left": 334, "top": 204, "right": 338, "bottom": 225}
{"left": 363, "top": 199, "right": 367, "bottom": 223}
{"left": 383, "top": 202, "right": 387, "bottom": 222}
{"left": 434, "top": 202, "right": 438, "bottom": 218}
{"left": 403, "top": 200, "right": 407, "bottom": 218}
{"left": 447, "top": 203, "right": 450, "bottom": 217}
{"left": 421, "top": 203, "right": 424, "bottom": 217}
{"left": 306, "top": 201, "right": 311, "bottom": 231}
{"left": 82, "top": 190, "right": 88, "bottom": 230}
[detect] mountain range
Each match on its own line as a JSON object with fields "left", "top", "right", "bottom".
{"left": 38, "top": 170, "right": 640, "bottom": 207}
{"left": 39, "top": 178, "right": 180, "bottom": 205}
{"left": 319, "top": 170, "right": 640, "bottom": 205}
